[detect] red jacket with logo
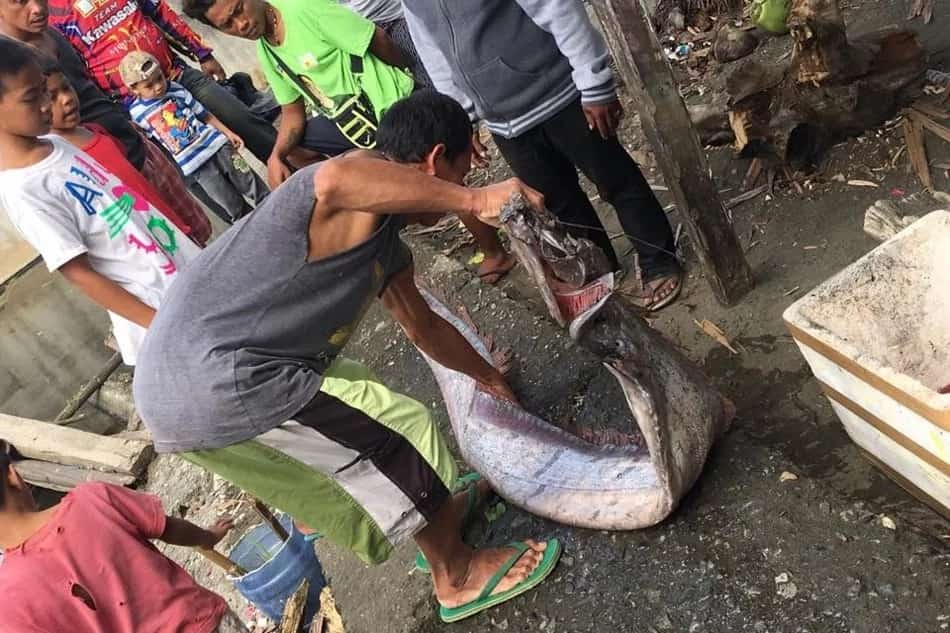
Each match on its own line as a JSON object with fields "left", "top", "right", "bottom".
{"left": 49, "top": 0, "right": 212, "bottom": 100}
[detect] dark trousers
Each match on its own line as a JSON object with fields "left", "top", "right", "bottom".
{"left": 179, "top": 66, "right": 277, "bottom": 164}
{"left": 492, "top": 99, "right": 678, "bottom": 280}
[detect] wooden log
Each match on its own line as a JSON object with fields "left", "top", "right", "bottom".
{"left": 722, "top": 0, "right": 926, "bottom": 167}
{"left": 0, "top": 413, "right": 153, "bottom": 475}
{"left": 593, "top": 0, "right": 755, "bottom": 305}
{"left": 15, "top": 459, "right": 137, "bottom": 492}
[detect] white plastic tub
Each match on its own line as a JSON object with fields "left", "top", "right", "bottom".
{"left": 784, "top": 210, "right": 950, "bottom": 518}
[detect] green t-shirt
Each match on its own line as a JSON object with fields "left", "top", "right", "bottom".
{"left": 257, "top": 0, "right": 414, "bottom": 146}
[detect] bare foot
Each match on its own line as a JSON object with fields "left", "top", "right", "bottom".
{"left": 477, "top": 252, "right": 517, "bottom": 284}
{"left": 434, "top": 540, "right": 547, "bottom": 608}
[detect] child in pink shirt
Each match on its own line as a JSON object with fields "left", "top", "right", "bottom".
{"left": 0, "top": 440, "right": 248, "bottom": 633}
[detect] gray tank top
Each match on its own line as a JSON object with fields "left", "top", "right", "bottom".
{"left": 133, "top": 163, "right": 411, "bottom": 453}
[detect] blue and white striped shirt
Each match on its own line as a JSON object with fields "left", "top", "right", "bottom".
{"left": 128, "top": 82, "right": 227, "bottom": 177}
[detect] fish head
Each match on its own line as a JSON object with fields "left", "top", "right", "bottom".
{"left": 501, "top": 195, "right": 615, "bottom": 328}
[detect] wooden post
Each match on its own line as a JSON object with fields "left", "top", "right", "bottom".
{"left": 592, "top": 0, "right": 754, "bottom": 305}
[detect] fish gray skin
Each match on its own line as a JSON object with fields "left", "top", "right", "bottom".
{"left": 417, "top": 198, "right": 732, "bottom": 530}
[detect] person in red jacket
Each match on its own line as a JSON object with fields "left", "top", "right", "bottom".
{"left": 47, "top": 0, "right": 277, "bottom": 163}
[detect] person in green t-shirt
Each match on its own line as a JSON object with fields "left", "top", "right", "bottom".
{"left": 184, "top": 0, "right": 413, "bottom": 188}
{"left": 184, "top": 0, "right": 517, "bottom": 285}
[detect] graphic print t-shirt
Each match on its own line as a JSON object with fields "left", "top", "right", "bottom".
{"left": 128, "top": 82, "right": 227, "bottom": 177}
{"left": 256, "top": 0, "right": 413, "bottom": 142}
{"left": 0, "top": 136, "right": 200, "bottom": 364}
{"left": 48, "top": 0, "right": 212, "bottom": 100}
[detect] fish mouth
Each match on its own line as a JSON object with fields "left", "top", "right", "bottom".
{"left": 500, "top": 195, "right": 615, "bottom": 329}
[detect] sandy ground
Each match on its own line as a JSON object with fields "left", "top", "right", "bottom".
{"left": 141, "top": 2, "right": 950, "bottom": 631}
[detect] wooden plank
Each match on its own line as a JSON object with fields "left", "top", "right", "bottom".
{"left": 318, "top": 586, "right": 346, "bottom": 633}
{"left": 911, "top": 102, "right": 949, "bottom": 120}
{"left": 913, "top": 110, "right": 950, "bottom": 143}
{"left": 15, "top": 460, "right": 136, "bottom": 492}
{"left": 193, "top": 546, "right": 247, "bottom": 577}
{"left": 280, "top": 578, "right": 310, "bottom": 633}
{"left": 592, "top": 0, "right": 755, "bottom": 306}
{"left": 903, "top": 115, "right": 933, "bottom": 191}
{"left": 0, "top": 413, "right": 153, "bottom": 475}
{"left": 254, "top": 498, "right": 290, "bottom": 542}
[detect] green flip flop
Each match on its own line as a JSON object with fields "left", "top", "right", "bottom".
{"left": 439, "top": 539, "right": 562, "bottom": 623}
{"left": 415, "top": 472, "right": 492, "bottom": 573}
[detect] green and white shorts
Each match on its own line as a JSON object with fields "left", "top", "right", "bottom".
{"left": 182, "top": 358, "right": 458, "bottom": 565}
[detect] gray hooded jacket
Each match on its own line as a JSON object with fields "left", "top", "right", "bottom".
{"left": 403, "top": 0, "right": 616, "bottom": 139}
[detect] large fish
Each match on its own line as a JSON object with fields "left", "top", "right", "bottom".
{"left": 418, "top": 198, "right": 732, "bottom": 530}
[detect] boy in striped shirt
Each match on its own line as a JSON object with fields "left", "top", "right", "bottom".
{"left": 120, "top": 51, "right": 268, "bottom": 223}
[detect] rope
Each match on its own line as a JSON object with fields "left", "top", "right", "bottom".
{"left": 556, "top": 220, "right": 681, "bottom": 259}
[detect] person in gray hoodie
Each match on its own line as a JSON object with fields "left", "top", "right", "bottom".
{"left": 403, "top": 0, "right": 683, "bottom": 310}
{"left": 339, "top": 0, "right": 432, "bottom": 87}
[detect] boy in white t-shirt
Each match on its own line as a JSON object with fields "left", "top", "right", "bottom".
{"left": 0, "top": 40, "right": 200, "bottom": 365}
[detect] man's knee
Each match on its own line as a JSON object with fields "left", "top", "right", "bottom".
{"left": 180, "top": 68, "right": 246, "bottom": 120}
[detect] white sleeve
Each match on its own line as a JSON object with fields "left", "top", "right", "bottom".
{"left": 5, "top": 194, "right": 88, "bottom": 272}
{"left": 402, "top": 4, "right": 479, "bottom": 122}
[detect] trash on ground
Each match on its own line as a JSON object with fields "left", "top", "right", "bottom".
{"left": 695, "top": 319, "right": 739, "bottom": 354}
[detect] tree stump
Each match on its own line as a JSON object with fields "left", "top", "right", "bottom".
{"left": 720, "top": 0, "right": 927, "bottom": 167}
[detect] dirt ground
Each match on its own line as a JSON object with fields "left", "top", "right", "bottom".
{"left": 144, "top": 2, "right": 950, "bottom": 632}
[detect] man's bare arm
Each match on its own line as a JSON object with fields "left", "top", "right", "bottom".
{"left": 314, "top": 154, "right": 544, "bottom": 226}
{"left": 368, "top": 26, "right": 409, "bottom": 68}
{"left": 268, "top": 100, "right": 307, "bottom": 188}
{"left": 381, "top": 266, "right": 517, "bottom": 403}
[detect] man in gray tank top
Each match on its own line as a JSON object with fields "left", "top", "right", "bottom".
{"left": 133, "top": 91, "right": 559, "bottom": 623}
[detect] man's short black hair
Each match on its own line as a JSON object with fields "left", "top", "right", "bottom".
{"left": 0, "top": 39, "right": 40, "bottom": 98}
{"left": 376, "top": 91, "right": 473, "bottom": 164}
{"left": 181, "top": 0, "right": 216, "bottom": 25}
{"left": 0, "top": 439, "right": 24, "bottom": 509}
